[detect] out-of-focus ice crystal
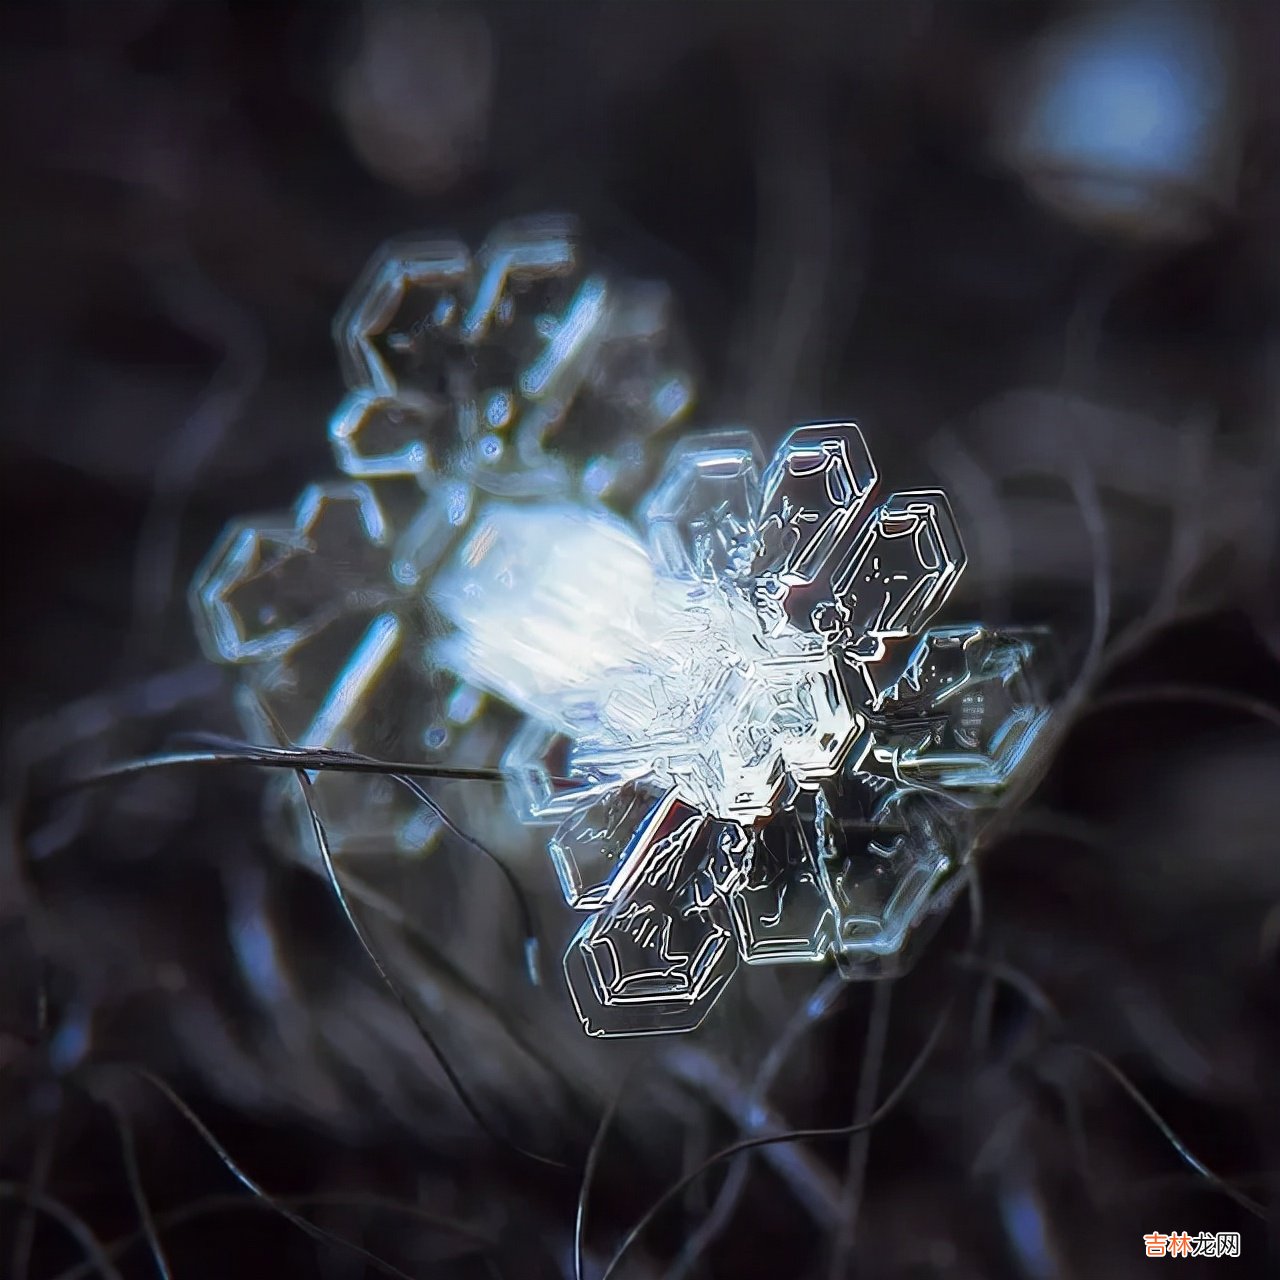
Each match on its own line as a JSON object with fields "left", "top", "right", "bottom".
{"left": 331, "top": 214, "right": 693, "bottom": 504}
{"left": 191, "top": 482, "right": 393, "bottom": 664}
{"left": 190, "top": 213, "right": 697, "bottom": 875}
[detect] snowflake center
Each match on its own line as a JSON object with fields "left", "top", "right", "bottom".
{"left": 431, "top": 502, "right": 860, "bottom": 822}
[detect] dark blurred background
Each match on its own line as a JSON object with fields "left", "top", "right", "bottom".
{"left": 2, "top": 2, "right": 1279, "bottom": 1277}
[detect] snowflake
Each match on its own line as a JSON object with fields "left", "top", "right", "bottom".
{"left": 190, "top": 215, "right": 695, "bottom": 867}
{"left": 429, "top": 422, "right": 1050, "bottom": 1035}
{"left": 189, "top": 216, "right": 1050, "bottom": 1038}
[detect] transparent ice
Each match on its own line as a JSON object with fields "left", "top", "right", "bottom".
{"left": 562, "top": 792, "right": 739, "bottom": 1037}
{"left": 425, "top": 419, "right": 1048, "bottom": 1035}
{"left": 192, "top": 481, "right": 464, "bottom": 862}
{"left": 190, "top": 215, "right": 696, "bottom": 873}
{"left": 331, "top": 213, "right": 693, "bottom": 506}
{"left": 727, "top": 815, "right": 835, "bottom": 964}
{"left": 432, "top": 501, "right": 862, "bottom": 825}
{"left": 191, "top": 482, "right": 393, "bottom": 665}
{"left": 866, "top": 624, "right": 1052, "bottom": 793}
{"left": 191, "top": 217, "right": 1051, "bottom": 1038}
